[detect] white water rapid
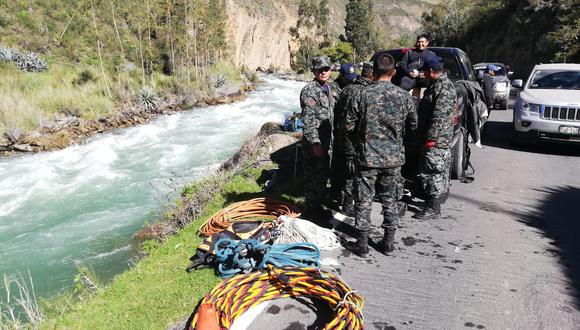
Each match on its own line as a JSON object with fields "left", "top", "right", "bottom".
{"left": 0, "top": 77, "right": 305, "bottom": 298}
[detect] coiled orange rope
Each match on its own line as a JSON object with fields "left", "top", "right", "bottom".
{"left": 199, "top": 198, "right": 301, "bottom": 236}
{"left": 190, "top": 266, "right": 365, "bottom": 330}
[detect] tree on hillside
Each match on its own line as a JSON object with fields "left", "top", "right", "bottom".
{"left": 345, "top": 0, "right": 375, "bottom": 61}
{"left": 290, "top": 0, "right": 331, "bottom": 71}
{"left": 420, "top": 0, "right": 579, "bottom": 76}
{"left": 421, "top": 0, "right": 473, "bottom": 46}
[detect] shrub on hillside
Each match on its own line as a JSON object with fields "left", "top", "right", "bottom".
{"left": 72, "top": 69, "right": 95, "bottom": 86}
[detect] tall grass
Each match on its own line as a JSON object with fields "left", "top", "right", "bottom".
{"left": 0, "top": 272, "right": 44, "bottom": 329}
{"left": 0, "top": 60, "right": 244, "bottom": 136}
{"left": 0, "top": 63, "right": 113, "bottom": 135}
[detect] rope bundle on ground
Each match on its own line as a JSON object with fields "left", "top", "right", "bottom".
{"left": 189, "top": 266, "right": 365, "bottom": 330}
{"left": 274, "top": 215, "right": 341, "bottom": 250}
{"left": 199, "top": 198, "right": 301, "bottom": 236}
{"left": 214, "top": 238, "right": 320, "bottom": 278}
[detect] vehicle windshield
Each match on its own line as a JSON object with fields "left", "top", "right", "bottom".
{"left": 529, "top": 69, "right": 580, "bottom": 90}
{"left": 430, "top": 51, "right": 463, "bottom": 81}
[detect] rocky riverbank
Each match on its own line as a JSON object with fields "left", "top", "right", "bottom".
{"left": 0, "top": 81, "right": 255, "bottom": 157}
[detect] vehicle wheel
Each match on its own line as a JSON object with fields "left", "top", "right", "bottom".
{"left": 499, "top": 99, "right": 508, "bottom": 110}
{"left": 450, "top": 130, "right": 465, "bottom": 180}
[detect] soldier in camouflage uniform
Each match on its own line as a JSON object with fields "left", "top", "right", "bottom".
{"left": 345, "top": 53, "right": 418, "bottom": 257}
{"left": 330, "top": 62, "right": 374, "bottom": 216}
{"left": 300, "top": 56, "right": 335, "bottom": 221}
{"left": 414, "top": 55, "right": 456, "bottom": 220}
{"left": 329, "top": 63, "right": 358, "bottom": 206}
{"left": 329, "top": 63, "right": 357, "bottom": 102}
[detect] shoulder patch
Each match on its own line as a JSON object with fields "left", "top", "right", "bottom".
{"left": 306, "top": 97, "right": 317, "bottom": 107}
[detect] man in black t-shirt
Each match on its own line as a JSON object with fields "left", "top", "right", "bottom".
{"left": 400, "top": 34, "right": 436, "bottom": 92}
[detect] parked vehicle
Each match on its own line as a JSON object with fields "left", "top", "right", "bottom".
{"left": 372, "top": 47, "right": 485, "bottom": 180}
{"left": 512, "top": 63, "right": 580, "bottom": 144}
{"left": 474, "top": 62, "right": 512, "bottom": 110}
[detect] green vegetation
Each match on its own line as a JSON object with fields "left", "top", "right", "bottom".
{"left": 345, "top": 0, "right": 378, "bottom": 61}
{"left": 289, "top": 0, "right": 432, "bottom": 71}
{"left": 421, "top": 0, "right": 579, "bottom": 77}
{"left": 0, "top": 0, "right": 233, "bottom": 136}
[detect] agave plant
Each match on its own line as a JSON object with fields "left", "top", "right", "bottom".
{"left": 0, "top": 46, "right": 13, "bottom": 62}
{"left": 138, "top": 86, "right": 160, "bottom": 111}
{"left": 211, "top": 73, "right": 226, "bottom": 88}
{"left": 13, "top": 52, "right": 48, "bottom": 72}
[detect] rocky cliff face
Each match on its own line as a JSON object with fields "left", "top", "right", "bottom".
{"left": 225, "top": 0, "right": 297, "bottom": 71}
{"left": 226, "top": 0, "right": 439, "bottom": 71}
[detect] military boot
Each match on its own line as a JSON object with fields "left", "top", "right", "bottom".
{"left": 344, "top": 230, "right": 369, "bottom": 258}
{"left": 413, "top": 197, "right": 441, "bottom": 220}
{"left": 397, "top": 201, "right": 407, "bottom": 217}
{"left": 439, "top": 192, "right": 449, "bottom": 204}
{"left": 381, "top": 227, "right": 397, "bottom": 255}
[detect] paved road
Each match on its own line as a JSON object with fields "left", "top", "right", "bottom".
{"left": 248, "top": 108, "right": 580, "bottom": 330}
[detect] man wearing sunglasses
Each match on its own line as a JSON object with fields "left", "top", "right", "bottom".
{"left": 300, "top": 56, "right": 335, "bottom": 223}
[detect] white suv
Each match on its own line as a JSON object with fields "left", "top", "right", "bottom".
{"left": 512, "top": 63, "right": 580, "bottom": 144}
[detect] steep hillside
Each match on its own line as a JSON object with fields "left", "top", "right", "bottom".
{"left": 226, "top": 0, "right": 440, "bottom": 71}
{"left": 373, "top": 0, "right": 440, "bottom": 38}
{"left": 422, "top": 0, "right": 579, "bottom": 78}
{"left": 0, "top": 0, "right": 234, "bottom": 137}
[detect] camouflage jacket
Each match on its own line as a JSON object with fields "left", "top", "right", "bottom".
{"left": 417, "top": 73, "right": 456, "bottom": 148}
{"left": 300, "top": 80, "right": 335, "bottom": 150}
{"left": 329, "top": 81, "right": 342, "bottom": 103}
{"left": 334, "top": 76, "right": 374, "bottom": 156}
{"left": 346, "top": 80, "right": 418, "bottom": 169}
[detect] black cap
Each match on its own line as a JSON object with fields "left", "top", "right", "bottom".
{"left": 420, "top": 55, "right": 444, "bottom": 71}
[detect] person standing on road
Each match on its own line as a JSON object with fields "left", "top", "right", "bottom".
{"left": 330, "top": 62, "right": 375, "bottom": 216}
{"left": 330, "top": 63, "right": 358, "bottom": 95}
{"left": 300, "top": 56, "right": 335, "bottom": 222}
{"left": 483, "top": 64, "right": 495, "bottom": 110}
{"left": 345, "top": 53, "right": 418, "bottom": 257}
{"left": 399, "top": 34, "right": 436, "bottom": 92}
{"left": 329, "top": 63, "right": 358, "bottom": 207}
{"left": 414, "top": 55, "right": 456, "bottom": 220}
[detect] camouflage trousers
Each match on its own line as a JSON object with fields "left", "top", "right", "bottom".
{"left": 354, "top": 166, "right": 404, "bottom": 232}
{"left": 418, "top": 147, "right": 451, "bottom": 199}
{"left": 329, "top": 153, "right": 356, "bottom": 207}
{"left": 303, "top": 141, "right": 331, "bottom": 208}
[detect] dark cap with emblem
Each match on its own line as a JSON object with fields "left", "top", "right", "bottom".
{"left": 311, "top": 56, "right": 331, "bottom": 70}
{"left": 420, "top": 55, "right": 445, "bottom": 71}
{"left": 339, "top": 63, "right": 357, "bottom": 81}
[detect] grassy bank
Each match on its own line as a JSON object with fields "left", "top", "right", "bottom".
{"left": 0, "top": 58, "right": 244, "bottom": 137}
{"left": 32, "top": 135, "right": 302, "bottom": 329}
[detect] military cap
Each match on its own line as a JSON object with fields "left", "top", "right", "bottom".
{"left": 311, "top": 56, "right": 331, "bottom": 70}
{"left": 420, "top": 55, "right": 445, "bottom": 71}
{"left": 339, "top": 63, "right": 357, "bottom": 81}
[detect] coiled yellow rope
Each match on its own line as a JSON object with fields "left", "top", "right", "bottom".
{"left": 189, "top": 266, "right": 364, "bottom": 330}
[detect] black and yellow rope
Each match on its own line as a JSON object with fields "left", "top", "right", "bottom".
{"left": 189, "top": 266, "right": 364, "bottom": 329}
